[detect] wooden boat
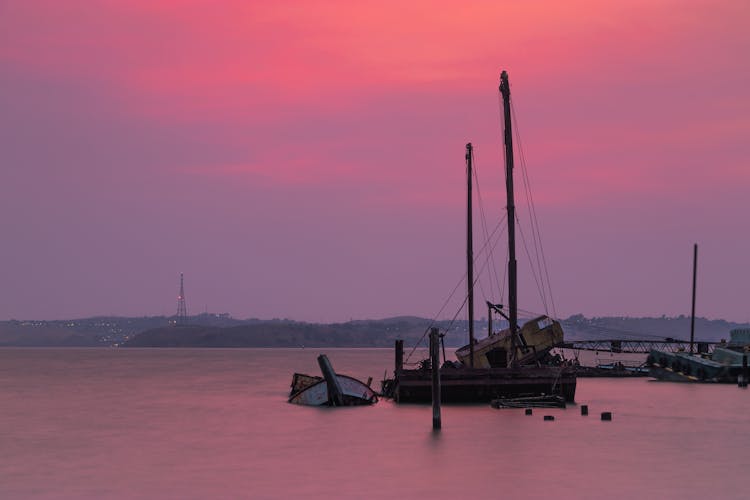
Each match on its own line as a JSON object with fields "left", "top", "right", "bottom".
{"left": 383, "top": 71, "right": 576, "bottom": 404}
{"left": 288, "top": 355, "right": 378, "bottom": 406}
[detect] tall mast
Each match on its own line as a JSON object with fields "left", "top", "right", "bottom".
{"left": 466, "top": 142, "right": 475, "bottom": 367}
{"left": 499, "top": 70, "right": 518, "bottom": 367}
{"left": 690, "top": 244, "right": 698, "bottom": 355}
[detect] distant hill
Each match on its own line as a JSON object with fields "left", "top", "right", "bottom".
{"left": 123, "top": 317, "right": 437, "bottom": 348}
{"left": 0, "top": 321, "right": 103, "bottom": 346}
{"left": 1, "top": 313, "right": 747, "bottom": 347}
{"left": 0, "top": 313, "right": 247, "bottom": 347}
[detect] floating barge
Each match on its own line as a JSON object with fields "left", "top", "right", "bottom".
{"left": 647, "top": 328, "right": 750, "bottom": 383}
{"left": 384, "top": 335, "right": 577, "bottom": 404}
{"left": 646, "top": 245, "right": 750, "bottom": 384}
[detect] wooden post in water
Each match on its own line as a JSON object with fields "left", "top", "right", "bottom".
{"left": 395, "top": 339, "right": 404, "bottom": 374}
{"left": 429, "top": 327, "right": 442, "bottom": 430}
{"left": 394, "top": 339, "right": 404, "bottom": 403}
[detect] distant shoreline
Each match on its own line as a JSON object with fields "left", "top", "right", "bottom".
{"left": 1, "top": 314, "right": 746, "bottom": 348}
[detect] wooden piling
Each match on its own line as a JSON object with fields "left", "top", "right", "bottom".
{"left": 395, "top": 339, "right": 404, "bottom": 374}
{"left": 430, "top": 327, "right": 442, "bottom": 430}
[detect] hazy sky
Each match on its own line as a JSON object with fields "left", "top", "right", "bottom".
{"left": 1, "top": 1, "right": 749, "bottom": 322}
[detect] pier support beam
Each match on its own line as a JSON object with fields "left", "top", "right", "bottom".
{"left": 395, "top": 339, "right": 404, "bottom": 374}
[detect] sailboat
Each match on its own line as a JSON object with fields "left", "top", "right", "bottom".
{"left": 383, "top": 71, "right": 577, "bottom": 403}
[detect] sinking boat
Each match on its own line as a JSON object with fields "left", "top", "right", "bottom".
{"left": 455, "top": 314, "right": 563, "bottom": 368}
{"left": 382, "top": 71, "right": 576, "bottom": 404}
{"left": 288, "top": 354, "right": 378, "bottom": 406}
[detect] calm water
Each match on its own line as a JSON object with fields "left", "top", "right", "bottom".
{"left": 1, "top": 348, "right": 748, "bottom": 499}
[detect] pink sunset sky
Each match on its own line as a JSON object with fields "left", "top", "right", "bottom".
{"left": 1, "top": 1, "right": 748, "bottom": 323}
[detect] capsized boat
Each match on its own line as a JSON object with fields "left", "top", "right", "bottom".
{"left": 289, "top": 354, "right": 378, "bottom": 406}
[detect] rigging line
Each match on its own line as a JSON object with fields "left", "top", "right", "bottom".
{"left": 510, "top": 101, "right": 558, "bottom": 318}
{"left": 511, "top": 101, "right": 548, "bottom": 307}
{"left": 473, "top": 221, "right": 507, "bottom": 296}
{"left": 472, "top": 149, "right": 503, "bottom": 302}
{"left": 446, "top": 228, "right": 511, "bottom": 346}
{"left": 516, "top": 214, "right": 550, "bottom": 314}
{"left": 474, "top": 215, "right": 505, "bottom": 304}
{"left": 449, "top": 221, "right": 509, "bottom": 348}
{"left": 465, "top": 217, "right": 507, "bottom": 328}
{"left": 408, "top": 216, "right": 509, "bottom": 363}
{"left": 511, "top": 105, "right": 557, "bottom": 316}
{"left": 471, "top": 151, "right": 492, "bottom": 303}
{"left": 406, "top": 275, "right": 474, "bottom": 362}
{"left": 404, "top": 273, "right": 466, "bottom": 363}
{"left": 444, "top": 291, "right": 471, "bottom": 347}
{"left": 475, "top": 213, "right": 508, "bottom": 306}
{"left": 474, "top": 199, "right": 503, "bottom": 305}
{"left": 406, "top": 218, "right": 503, "bottom": 359}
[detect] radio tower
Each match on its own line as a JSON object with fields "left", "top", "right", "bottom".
{"left": 176, "top": 273, "right": 188, "bottom": 325}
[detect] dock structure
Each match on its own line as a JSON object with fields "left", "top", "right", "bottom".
{"left": 559, "top": 339, "right": 719, "bottom": 354}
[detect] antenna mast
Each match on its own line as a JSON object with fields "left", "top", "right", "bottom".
{"left": 176, "top": 272, "right": 188, "bottom": 325}
{"left": 499, "top": 70, "right": 519, "bottom": 367}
